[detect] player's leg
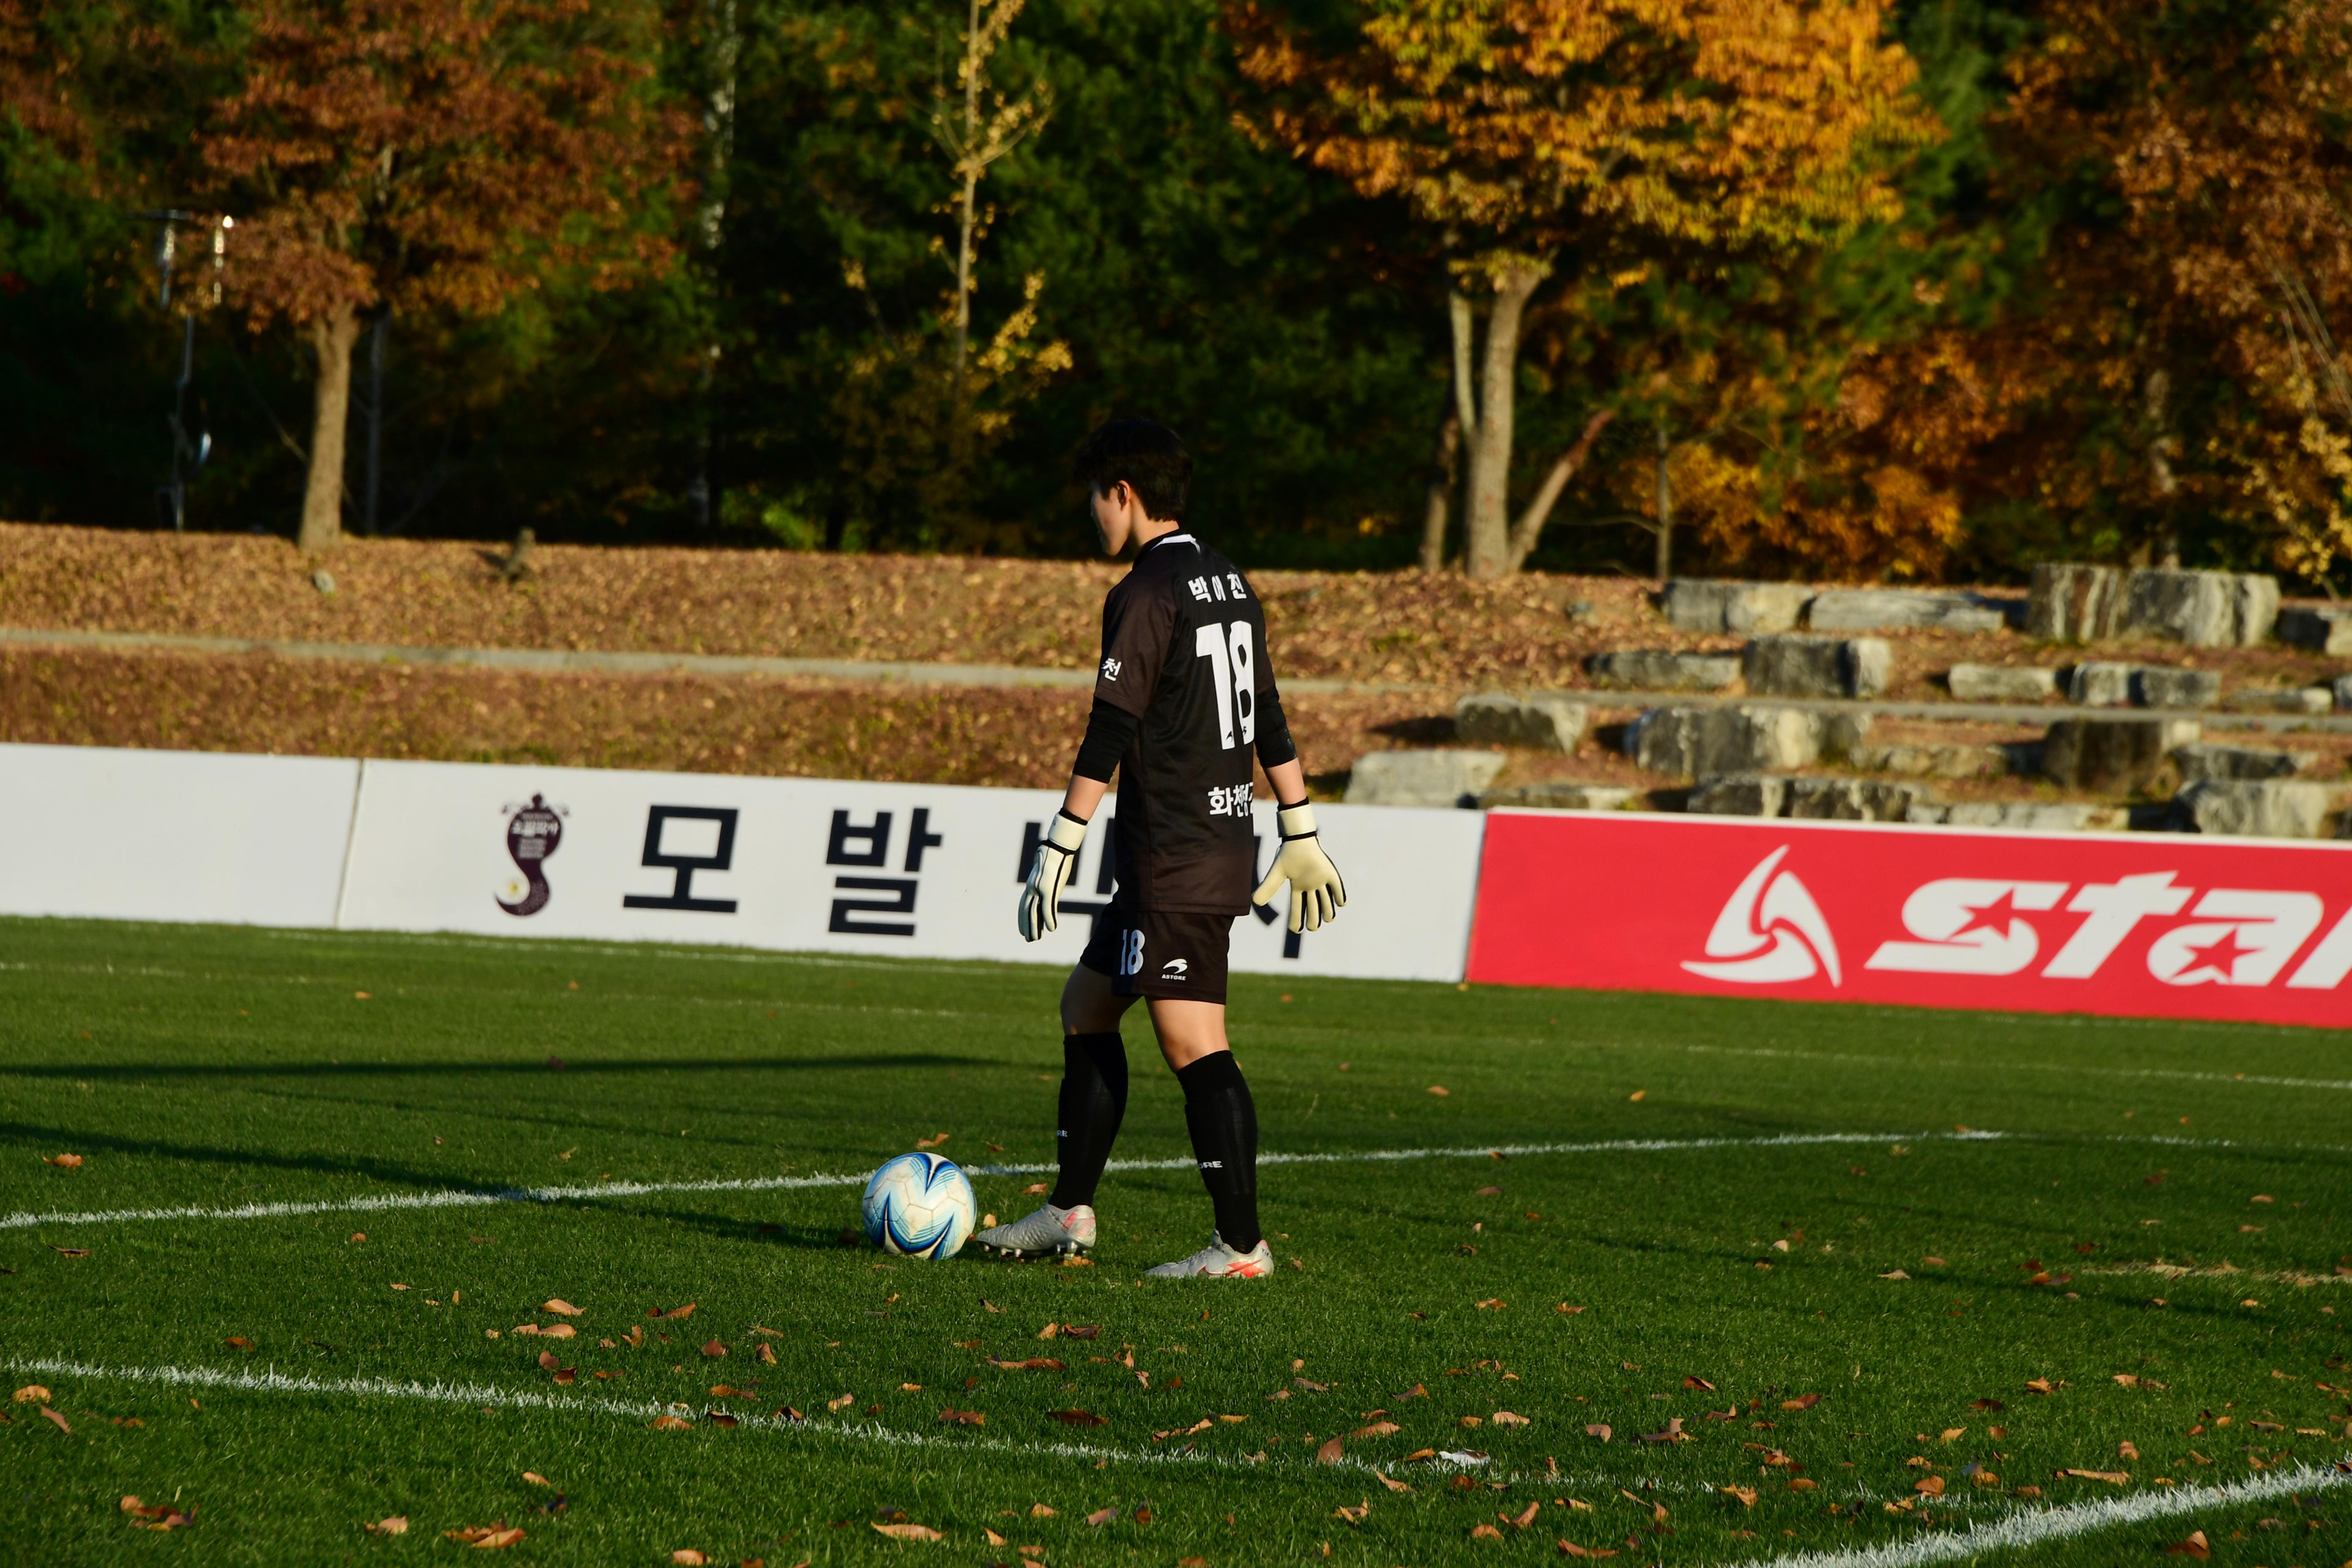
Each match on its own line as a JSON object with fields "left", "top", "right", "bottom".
{"left": 1139, "top": 916, "right": 1273, "bottom": 1279}
{"left": 975, "top": 923, "right": 1136, "bottom": 1258}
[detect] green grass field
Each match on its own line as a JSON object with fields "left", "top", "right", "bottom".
{"left": 2, "top": 917, "right": 2349, "bottom": 1567}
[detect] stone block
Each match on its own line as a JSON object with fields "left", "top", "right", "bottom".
{"left": 1584, "top": 650, "right": 1742, "bottom": 691}
{"left": 2172, "top": 743, "right": 2315, "bottom": 782}
{"left": 2335, "top": 673, "right": 2352, "bottom": 711}
{"left": 1477, "top": 781, "right": 1639, "bottom": 811}
{"left": 1661, "top": 578, "right": 1813, "bottom": 634}
{"left": 1742, "top": 634, "right": 1890, "bottom": 699}
{"left": 1821, "top": 712, "right": 1875, "bottom": 760}
{"left": 1625, "top": 706, "right": 1821, "bottom": 779}
{"left": 1784, "top": 776, "right": 1938, "bottom": 822}
{"left": 2133, "top": 667, "right": 2222, "bottom": 709}
{"left": 2236, "top": 573, "right": 2281, "bottom": 645}
{"left": 1345, "top": 749, "right": 1506, "bottom": 808}
{"left": 2025, "top": 563, "right": 2123, "bottom": 642}
{"left": 2118, "top": 568, "right": 2280, "bottom": 647}
{"left": 1849, "top": 743, "right": 2014, "bottom": 780}
{"left": 2222, "top": 686, "right": 2334, "bottom": 715}
{"left": 2172, "top": 779, "right": 2331, "bottom": 838}
{"left": 2276, "top": 605, "right": 2352, "bottom": 655}
{"left": 2066, "top": 661, "right": 2135, "bottom": 707}
{"left": 1454, "top": 691, "right": 1588, "bottom": 751}
{"left": 2041, "top": 716, "right": 2201, "bottom": 793}
{"left": 1687, "top": 774, "right": 1788, "bottom": 817}
{"left": 1806, "top": 588, "right": 2007, "bottom": 634}
{"left": 1908, "top": 801, "right": 2128, "bottom": 832}
{"left": 1948, "top": 664, "right": 2059, "bottom": 702}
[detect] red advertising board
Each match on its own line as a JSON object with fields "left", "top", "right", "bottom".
{"left": 1466, "top": 810, "right": 2352, "bottom": 1029}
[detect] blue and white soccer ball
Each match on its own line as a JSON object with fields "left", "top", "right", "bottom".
{"left": 860, "top": 1152, "right": 977, "bottom": 1259}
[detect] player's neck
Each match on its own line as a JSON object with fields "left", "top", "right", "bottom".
{"left": 1130, "top": 517, "right": 1185, "bottom": 554}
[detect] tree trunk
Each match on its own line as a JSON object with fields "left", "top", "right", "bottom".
{"left": 1419, "top": 409, "right": 1460, "bottom": 574}
{"left": 2144, "top": 368, "right": 2180, "bottom": 567}
{"left": 1653, "top": 419, "right": 1674, "bottom": 581}
{"left": 299, "top": 304, "right": 360, "bottom": 553}
{"left": 1503, "top": 408, "right": 1615, "bottom": 572}
{"left": 1461, "top": 267, "right": 1543, "bottom": 579}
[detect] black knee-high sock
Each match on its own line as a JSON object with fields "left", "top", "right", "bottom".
{"left": 1048, "top": 1032, "right": 1127, "bottom": 1210}
{"left": 1176, "top": 1050, "right": 1261, "bottom": 1250}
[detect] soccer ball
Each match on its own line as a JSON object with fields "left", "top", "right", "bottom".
{"left": 860, "top": 1152, "right": 977, "bottom": 1260}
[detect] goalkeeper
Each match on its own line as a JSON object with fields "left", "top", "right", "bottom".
{"left": 974, "top": 418, "right": 1345, "bottom": 1279}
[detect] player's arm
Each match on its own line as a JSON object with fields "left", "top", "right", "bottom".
{"left": 1249, "top": 683, "right": 1348, "bottom": 933}
{"left": 1018, "top": 585, "right": 1165, "bottom": 941}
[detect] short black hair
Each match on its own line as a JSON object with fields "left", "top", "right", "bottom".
{"left": 1074, "top": 418, "right": 1192, "bottom": 521}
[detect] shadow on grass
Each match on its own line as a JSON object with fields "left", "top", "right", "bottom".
{"left": 0, "top": 1052, "right": 987, "bottom": 1081}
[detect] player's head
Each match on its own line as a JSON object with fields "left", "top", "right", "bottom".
{"left": 1075, "top": 418, "right": 1192, "bottom": 524}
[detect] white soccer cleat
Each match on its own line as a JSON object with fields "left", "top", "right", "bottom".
{"left": 974, "top": 1202, "right": 1097, "bottom": 1258}
{"left": 1144, "top": 1232, "right": 1274, "bottom": 1279}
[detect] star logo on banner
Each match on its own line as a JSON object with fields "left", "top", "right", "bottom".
{"left": 1948, "top": 890, "right": 2023, "bottom": 942}
{"left": 2175, "top": 925, "right": 2259, "bottom": 985}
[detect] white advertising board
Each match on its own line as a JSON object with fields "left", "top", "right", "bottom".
{"left": 337, "top": 758, "right": 1483, "bottom": 982}
{"left": 0, "top": 742, "right": 359, "bottom": 928}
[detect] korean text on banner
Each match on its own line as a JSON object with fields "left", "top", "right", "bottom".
{"left": 338, "top": 759, "right": 1481, "bottom": 983}
{"left": 1466, "top": 809, "right": 2352, "bottom": 1028}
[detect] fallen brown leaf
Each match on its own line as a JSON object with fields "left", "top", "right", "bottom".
{"left": 1585, "top": 1424, "right": 1611, "bottom": 1441}
{"left": 1914, "top": 1476, "right": 1945, "bottom": 1496}
{"left": 1023, "top": 1182, "right": 1048, "bottom": 1195}
{"left": 12, "top": 1386, "right": 49, "bottom": 1403}
{"left": 1352, "top": 1421, "right": 1401, "bottom": 1438}
{"left": 1638, "top": 1419, "right": 1688, "bottom": 1444}
{"left": 44, "top": 1154, "right": 82, "bottom": 1168}
{"left": 539, "top": 1323, "right": 575, "bottom": 1339}
{"left": 1086, "top": 1507, "right": 1119, "bottom": 1527}
{"left": 1781, "top": 1394, "right": 1820, "bottom": 1410}
{"left": 938, "top": 1409, "right": 985, "bottom": 1426}
{"left": 1720, "top": 1486, "right": 1756, "bottom": 1508}
{"left": 651, "top": 1302, "right": 696, "bottom": 1320}
{"left": 2024, "top": 1378, "right": 2054, "bottom": 1394}
{"left": 826, "top": 1394, "right": 855, "bottom": 1411}
{"left": 1494, "top": 1411, "right": 1530, "bottom": 1427}
{"left": 1376, "top": 1472, "right": 1413, "bottom": 1494}
{"left": 362, "top": 1516, "right": 408, "bottom": 1535}
{"left": 1556, "top": 1542, "right": 1617, "bottom": 1559}
{"left": 1505, "top": 1502, "right": 1539, "bottom": 1529}
{"left": 2058, "top": 1469, "right": 2129, "bottom": 1485}
{"left": 2165, "top": 1530, "right": 2211, "bottom": 1558}
{"left": 872, "top": 1523, "right": 943, "bottom": 1542}
{"left": 445, "top": 1524, "right": 526, "bottom": 1548}
{"left": 1682, "top": 1376, "right": 1715, "bottom": 1391}
{"left": 648, "top": 1414, "right": 692, "bottom": 1430}
{"left": 672, "top": 1552, "right": 708, "bottom": 1565}
{"left": 41, "top": 1407, "right": 69, "bottom": 1434}
{"left": 1048, "top": 1409, "right": 1104, "bottom": 1427}
{"left": 1316, "top": 1436, "right": 1345, "bottom": 1463}
{"left": 1335, "top": 1503, "right": 1371, "bottom": 1524}
{"left": 700, "top": 1339, "right": 727, "bottom": 1358}
{"left": 1476, "top": 1298, "right": 1506, "bottom": 1311}
{"left": 914, "top": 1132, "right": 948, "bottom": 1150}
{"left": 50, "top": 1247, "right": 88, "bottom": 1258}
{"left": 542, "top": 1298, "right": 581, "bottom": 1316}
{"left": 1470, "top": 1523, "right": 1504, "bottom": 1540}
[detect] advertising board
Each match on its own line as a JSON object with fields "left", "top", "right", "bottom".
{"left": 1467, "top": 809, "right": 2352, "bottom": 1028}
{"left": 337, "top": 759, "right": 1483, "bottom": 983}
{"left": 0, "top": 743, "right": 359, "bottom": 929}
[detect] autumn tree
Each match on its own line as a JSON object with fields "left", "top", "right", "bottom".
{"left": 1228, "top": 0, "right": 1937, "bottom": 577}
{"left": 1944, "top": 0, "right": 2352, "bottom": 584}
{"left": 200, "top": 0, "right": 686, "bottom": 552}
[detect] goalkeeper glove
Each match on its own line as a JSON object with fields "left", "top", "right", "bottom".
{"left": 1017, "top": 809, "right": 1089, "bottom": 941}
{"left": 1252, "top": 800, "right": 1347, "bottom": 934}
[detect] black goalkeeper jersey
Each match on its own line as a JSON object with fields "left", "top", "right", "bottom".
{"left": 1093, "top": 531, "right": 1276, "bottom": 915}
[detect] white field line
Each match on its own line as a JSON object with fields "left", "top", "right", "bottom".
{"left": 4, "top": 1130, "right": 1977, "bottom": 1232}
{"left": 1, "top": 1356, "right": 1351, "bottom": 1479}
{"left": 14, "top": 1355, "right": 2347, "bottom": 1562}
{"left": 1762, "top": 1462, "right": 2350, "bottom": 1568}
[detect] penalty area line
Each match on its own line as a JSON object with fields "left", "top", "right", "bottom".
{"left": 1761, "top": 1462, "right": 2349, "bottom": 1568}
{"left": 2, "top": 1130, "right": 1980, "bottom": 1233}
{"left": 0, "top": 1356, "right": 1338, "bottom": 1478}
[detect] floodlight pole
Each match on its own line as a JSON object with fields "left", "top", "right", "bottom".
{"left": 136, "top": 209, "right": 231, "bottom": 531}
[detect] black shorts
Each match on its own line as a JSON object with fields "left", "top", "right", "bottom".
{"left": 1078, "top": 902, "right": 1234, "bottom": 1004}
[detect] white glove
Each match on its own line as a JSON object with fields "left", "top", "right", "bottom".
{"left": 1252, "top": 801, "right": 1347, "bottom": 934}
{"left": 1017, "top": 811, "right": 1089, "bottom": 941}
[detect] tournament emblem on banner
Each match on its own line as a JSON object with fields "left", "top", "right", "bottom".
{"left": 496, "top": 794, "right": 566, "bottom": 917}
